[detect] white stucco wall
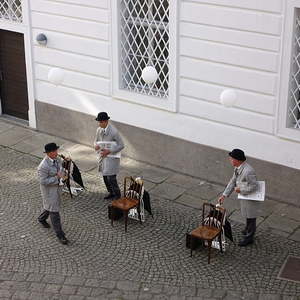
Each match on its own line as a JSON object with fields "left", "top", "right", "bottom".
{"left": 29, "top": 0, "right": 300, "bottom": 169}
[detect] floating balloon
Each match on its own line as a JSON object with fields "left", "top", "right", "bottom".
{"left": 220, "top": 89, "right": 237, "bottom": 107}
{"left": 48, "top": 68, "right": 65, "bottom": 85}
{"left": 141, "top": 66, "right": 158, "bottom": 84}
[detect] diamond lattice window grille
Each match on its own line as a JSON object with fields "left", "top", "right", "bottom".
{"left": 119, "top": 0, "right": 169, "bottom": 98}
{"left": 0, "top": 0, "right": 22, "bottom": 23}
{"left": 289, "top": 16, "right": 300, "bottom": 129}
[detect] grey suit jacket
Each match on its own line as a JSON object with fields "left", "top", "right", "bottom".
{"left": 37, "top": 156, "right": 62, "bottom": 212}
{"left": 223, "top": 162, "right": 262, "bottom": 218}
{"left": 94, "top": 123, "right": 125, "bottom": 176}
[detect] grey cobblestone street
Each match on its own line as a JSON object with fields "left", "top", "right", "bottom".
{"left": 0, "top": 119, "right": 299, "bottom": 299}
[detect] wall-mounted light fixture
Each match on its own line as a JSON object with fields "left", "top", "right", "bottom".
{"left": 141, "top": 66, "right": 158, "bottom": 84}
{"left": 220, "top": 89, "right": 237, "bottom": 108}
{"left": 36, "top": 33, "right": 47, "bottom": 46}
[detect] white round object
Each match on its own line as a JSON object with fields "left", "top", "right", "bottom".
{"left": 220, "top": 89, "right": 237, "bottom": 107}
{"left": 48, "top": 68, "right": 65, "bottom": 85}
{"left": 141, "top": 66, "right": 158, "bottom": 84}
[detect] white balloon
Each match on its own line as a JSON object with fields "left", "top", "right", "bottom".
{"left": 141, "top": 66, "right": 158, "bottom": 84}
{"left": 48, "top": 68, "right": 65, "bottom": 85}
{"left": 220, "top": 89, "right": 237, "bottom": 107}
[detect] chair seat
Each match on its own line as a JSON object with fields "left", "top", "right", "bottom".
{"left": 190, "top": 226, "right": 221, "bottom": 241}
{"left": 111, "top": 197, "right": 139, "bottom": 211}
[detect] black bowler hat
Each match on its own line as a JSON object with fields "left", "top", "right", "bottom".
{"left": 44, "top": 143, "right": 60, "bottom": 153}
{"left": 95, "top": 112, "right": 110, "bottom": 121}
{"left": 229, "top": 149, "right": 246, "bottom": 161}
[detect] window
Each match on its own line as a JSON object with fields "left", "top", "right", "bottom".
{"left": 119, "top": 0, "right": 169, "bottom": 98}
{"left": 0, "top": 0, "right": 22, "bottom": 23}
{"left": 288, "top": 11, "right": 300, "bottom": 129}
{"left": 277, "top": 2, "right": 300, "bottom": 140}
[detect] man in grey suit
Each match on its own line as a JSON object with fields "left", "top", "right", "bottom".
{"left": 218, "top": 149, "right": 262, "bottom": 247}
{"left": 94, "top": 112, "right": 125, "bottom": 200}
{"left": 37, "top": 143, "right": 69, "bottom": 245}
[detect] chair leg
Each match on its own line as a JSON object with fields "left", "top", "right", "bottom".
{"left": 111, "top": 207, "right": 114, "bottom": 227}
{"left": 124, "top": 210, "right": 128, "bottom": 233}
{"left": 190, "top": 236, "right": 193, "bottom": 257}
{"left": 208, "top": 241, "right": 212, "bottom": 264}
{"left": 137, "top": 206, "right": 142, "bottom": 224}
{"left": 219, "top": 234, "right": 223, "bottom": 253}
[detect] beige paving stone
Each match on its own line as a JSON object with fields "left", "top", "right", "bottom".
{"left": 259, "top": 214, "right": 300, "bottom": 233}
{"left": 150, "top": 182, "right": 186, "bottom": 200}
{"left": 0, "top": 127, "right": 35, "bottom": 146}
{"left": 175, "top": 194, "right": 206, "bottom": 210}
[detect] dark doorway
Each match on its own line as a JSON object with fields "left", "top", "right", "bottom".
{"left": 0, "top": 29, "right": 29, "bottom": 120}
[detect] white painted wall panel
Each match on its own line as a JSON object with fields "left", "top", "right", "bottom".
{"left": 36, "top": 81, "right": 110, "bottom": 116}
{"left": 180, "top": 57, "right": 277, "bottom": 95}
{"left": 180, "top": 22, "right": 281, "bottom": 52}
{"left": 182, "top": 0, "right": 282, "bottom": 13}
{"left": 31, "top": 0, "right": 109, "bottom": 23}
{"left": 181, "top": 2, "right": 282, "bottom": 35}
{"left": 32, "top": 29, "right": 109, "bottom": 59}
{"left": 34, "top": 47, "right": 110, "bottom": 78}
{"left": 35, "top": 64, "right": 110, "bottom": 96}
{"left": 181, "top": 37, "right": 279, "bottom": 72}
{"left": 31, "top": 12, "right": 109, "bottom": 40}
{"left": 180, "top": 78, "right": 275, "bottom": 115}
{"left": 179, "top": 96, "right": 274, "bottom": 133}
{"left": 47, "top": 0, "right": 108, "bottom": 9}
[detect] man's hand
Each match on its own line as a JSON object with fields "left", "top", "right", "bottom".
{"left": 234, "top": 187, "right": 241, "bottom": 193}
{"left": 101, "top": 149, "right": 110, "bottom": 157}
{"left": 218, "top": 195, "right": 225, "bottom": 204}
{"left": 56, "top": 171, "right": 64, "bottom": 179}
{"left": 95, "top": 145, "right": 100, "bottom": 151}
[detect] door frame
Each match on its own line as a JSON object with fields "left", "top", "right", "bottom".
{"left": 0, "top": 0, "right": 36, "bottom": 128}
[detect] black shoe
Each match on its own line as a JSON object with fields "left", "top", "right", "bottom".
{"left": 104, "top": 194, "right": 115, "bottom": 200}
{"left": 238, "top": 239, "right": 254, "bottom": 247}
{"left": 58, "top": 236, "right": 69, "bottom": 245}
{"left": 241, "top": 229, "right": 247, "bottom": 235}
{"left": 38, "top": 220, "right": 50, "bottom": 228}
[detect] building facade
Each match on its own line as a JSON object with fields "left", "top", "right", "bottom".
{"left": 0, "top": 0, "right": 300, "bottom": 205}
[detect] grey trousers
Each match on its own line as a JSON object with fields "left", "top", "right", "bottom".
{"left": 103, "top": 175, "right": 121, "bottom": 198}
{"left": 244, "top": 218, "right": 256, "bottom": 241}
{"left": 38, "top": 210, "right": 65, "bottom": 238}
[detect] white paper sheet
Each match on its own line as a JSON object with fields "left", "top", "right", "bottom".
{"left": 96, "top": 141, "right": 121, "bottom": 159}
{"left": 238, "top": 181, "right": 265, "bottom": 201}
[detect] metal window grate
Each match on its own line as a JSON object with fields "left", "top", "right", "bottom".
{"left": 119, "top": 0, "right": 169, "bottom": 98}
{"left": 289, "top": 15, "right": 300, "bottom": 129}
{"left": 0, "top": 0, "right": 22, "bottom": 23}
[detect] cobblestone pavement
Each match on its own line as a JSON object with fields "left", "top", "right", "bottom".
{"left": 0, "top": 119, "right": 299, "bottom": 299}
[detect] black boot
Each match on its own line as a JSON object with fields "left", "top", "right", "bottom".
{"left": 238, "top": 238, "right": 254, "bottom": 247}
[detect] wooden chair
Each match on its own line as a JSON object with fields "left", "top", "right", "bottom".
{"left": 111, "top": 177, "right": 144, "bottom": 232}
{"left": 190, "top": 203, "right": 226, "bottom": 264}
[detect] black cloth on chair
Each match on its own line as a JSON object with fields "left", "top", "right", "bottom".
{"left": 143, "top": 190, "right": 153, "bottom": 216}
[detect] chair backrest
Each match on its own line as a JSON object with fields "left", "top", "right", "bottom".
{"left": 123, "top": 176, "right": 144, "bottom": 201}
{"left": 201, "top": 203, "right": 226, "bottom": 229}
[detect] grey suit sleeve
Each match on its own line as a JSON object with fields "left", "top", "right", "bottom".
{"left": 223, "top": 175, "right": 236, "bottom": 197}
{"left": 38, "top": 165, "right": 59, "bottom": 185}
{"left": 110, "top": 131, "right": 125, "bottom": 154}
{"left": 94, "top": 128, "right": 100, "bottom": 147}
{"left": 239, "top": 173, "right": 257, "bottom": 195}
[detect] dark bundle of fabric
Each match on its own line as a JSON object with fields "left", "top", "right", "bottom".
{"left": 128, "top": 179, "right": 153, "bottom": 216}
{"left": 206, "top": 207, "right": 233, "bottom": 242}
{"left": 61, "top": 155, "right": 84, "bottom": 198}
